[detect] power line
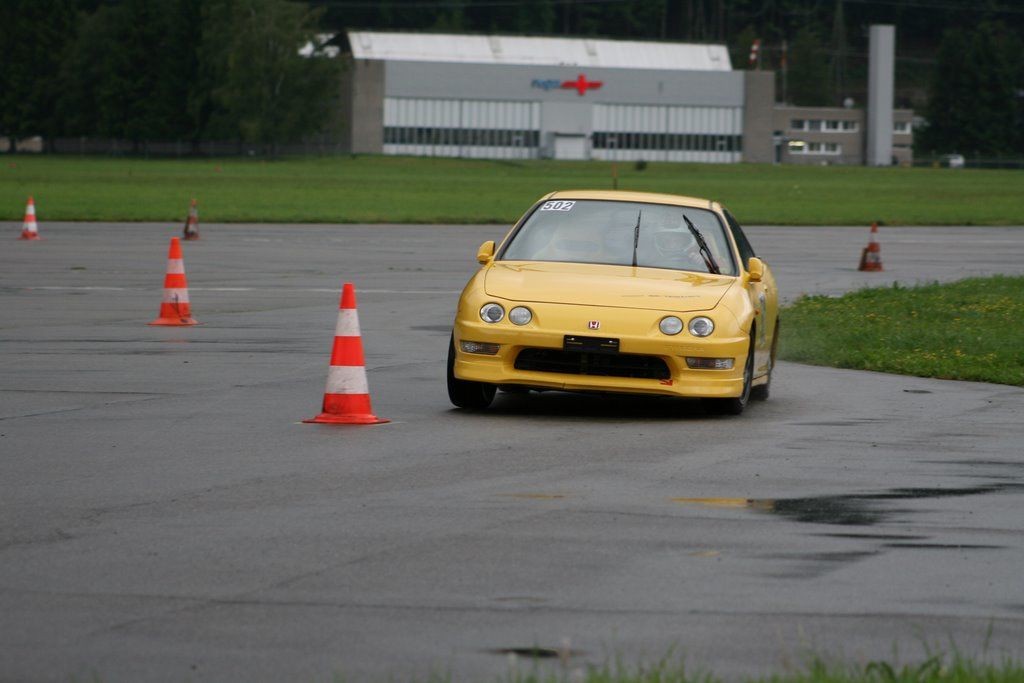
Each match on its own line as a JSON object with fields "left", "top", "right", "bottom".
{"left": 309, "top": 0, "right": 638, "bottom": 8}
{"left": 840, "top": 0, "right": 1024, "bottom": 14}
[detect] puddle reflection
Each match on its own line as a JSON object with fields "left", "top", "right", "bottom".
{"left": 676, "top": 483, "right": 1024, "bottom": 526}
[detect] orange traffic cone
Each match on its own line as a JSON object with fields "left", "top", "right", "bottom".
{"left": 149, "top": 237, "right": 198, "bottom": 326}
{"left": 182, "top": 198, "right": 199, "bottom": 240}
{"left": 304, "top": 283, "right": 388, "bottom": 425}
{"left": 858, "top": 221, "right": 884, "bottom": 271}
{"left": 19, "top": 196, "right": 41, "bottom": 240}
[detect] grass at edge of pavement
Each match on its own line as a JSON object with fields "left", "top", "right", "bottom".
{"left": 778, "top": 275, "right": 1024, "bottom": 386}
{"left": 71, "top": 652, "right": 1024, "bottom": 683}
{"left": 2, "top": 155, "right": 1024, "bottom": 225}
{"left": 495, "top": 653, "right": 1024, "bottom": 683}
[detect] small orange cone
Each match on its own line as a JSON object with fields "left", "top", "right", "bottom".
{"left": 304, "top": 283, "right": 388, "bottom": 425}
{"left": 858, "top": 221, "right": 883, "bottom": 271}
{"left": 19, "top": 196, "right": 41, "bottom": 240}
{"left": 183, "top": 198, "right": 200, "bottom": 240}
{"left": 149, "top": 237, "right": 198, "bottom": 326}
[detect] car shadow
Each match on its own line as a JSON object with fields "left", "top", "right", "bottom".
{"left": 466, "top": 389, "right": 725, "bottom": 421}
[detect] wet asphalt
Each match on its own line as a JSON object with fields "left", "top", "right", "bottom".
{"left": 2, "top": 222, "right": 1024, "bottom": 682}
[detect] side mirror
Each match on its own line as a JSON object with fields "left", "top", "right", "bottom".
{"left": 747, "top": 257, "right": 764, "bottom": 283}
{"left": 476, "top": 240, "right": 496, "bottom": 265}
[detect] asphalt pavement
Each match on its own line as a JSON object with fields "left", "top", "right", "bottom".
{"left": 2, "top": 222, "right": 1024, "bottom": 682}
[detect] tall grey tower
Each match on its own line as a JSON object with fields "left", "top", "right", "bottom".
{"left": 866, "top": 25, "right": 895, "bottom": 166}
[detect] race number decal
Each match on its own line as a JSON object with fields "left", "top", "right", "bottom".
{"left": 540, "top": 200, "right": 575, "bottom": 211}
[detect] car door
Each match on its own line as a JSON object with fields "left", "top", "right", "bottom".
{"left": 724, "top": 210, "right": 776, "bottom": 377}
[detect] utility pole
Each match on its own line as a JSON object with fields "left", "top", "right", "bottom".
{"left": 831, "top": 0, "right": 847, "bottom": 104}
{"left": 781, "top": 39, "right": 788, "bottom": 104}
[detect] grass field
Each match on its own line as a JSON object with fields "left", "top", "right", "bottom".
{"left": 2, "top": 155, "right": 1023, "bottom": 225}
{"left": 779, "top": 276, "right": 1024, "bottom": 386}
{"left": 497, "top": 652, "right": 1023, "bottom": 683}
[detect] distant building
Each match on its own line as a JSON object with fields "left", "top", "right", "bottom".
{"left": 774, "top": 106, "right": 914, "bottom": 165}
{"left": 338, "top": 31, "right": 911, "bottom": 166}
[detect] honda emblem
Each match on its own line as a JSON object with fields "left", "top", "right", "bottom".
{"left": 588, "top": 320, "right": 600, "bottom": 330}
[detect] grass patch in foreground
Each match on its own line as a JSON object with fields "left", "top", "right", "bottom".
{"left": 492, "top": 652, "right": 1024, "bottom": 683}
{"left": 2, "top": 155, "right": 1024, "bottom": 224}
{"left": 779, "top": 276, "right": 1024, "bottom": 386}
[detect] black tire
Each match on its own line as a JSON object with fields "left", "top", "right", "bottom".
{"left": 703, "top": 333, "right": 755, "bottom": 416}
{"left": 447, "top": 336, "right": 496, "bottom": 410}
{"left": 750, "top": 318, "right": 778, "bottom": 401}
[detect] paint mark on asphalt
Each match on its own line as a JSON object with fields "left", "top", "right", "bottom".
{"left": 499, "top": 493, "right": 568, "bottom": 500}
{"left": 18, "top": 286, "right": 461, "bottom": 294}
{"left": 672, "top": 497, "right": 753, "bottom": 509}
{"left": 492, "top": 596, "right": 548, "bottom": 604}
{"left": 881, "top": 543, "right": 1004, "bottom": 550}
{"left": 486, "top": 645, "right": 582, "bottom": 659}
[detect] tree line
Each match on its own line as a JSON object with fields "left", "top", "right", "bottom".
{"left": 0, "top": 0, "right": 340, "bottom": 152}
{"left": 1, "top": 0, "right": 1022, "bottom": 157}
{"left": 916, "top": 22, "right": 1023, "bottom": 159}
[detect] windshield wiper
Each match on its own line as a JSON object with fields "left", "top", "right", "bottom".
{"left": 682, "top": 213, "right": 721, "bottom": 275}
{"left": 631, "top": 210, "right": 642, "bottom": 267}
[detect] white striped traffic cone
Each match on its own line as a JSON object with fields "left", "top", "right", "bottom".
{"left": 149, "top": 237, "right": 198, "bottom": 326}
{"left": 19, "top": 196, "right": 40, "bottom": 240}
{"left": 304, "top": 283, "right": 388, "bottom": 425}
{"left": 182, "top": 198, "right": 199, "bottom": 240}
{"left": 858, "top": 221, "right": 884, "bottom": 271}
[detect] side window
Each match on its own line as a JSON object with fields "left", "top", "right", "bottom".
{"left": 724, "top": 210, "right": 756, "bottom": 267}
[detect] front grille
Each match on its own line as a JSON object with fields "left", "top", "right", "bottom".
{"left": 515, "top": 348, "right": 670, "bottom": 380}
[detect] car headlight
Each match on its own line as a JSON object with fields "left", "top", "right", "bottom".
{"left": 659, "top": 316, "right": 684, "bottom": 335}
{"left": 688, "top": 316, "right": 714, "bottom": 337}
{"left": 480, "top": 302, "right": 505, "bottom": 323}
{"left": 509, "top": 306, "right": 532, "bottom": 325}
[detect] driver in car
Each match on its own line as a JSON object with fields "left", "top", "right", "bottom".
{"left": 645, "top": 227, "right": 709, "bottom": 271}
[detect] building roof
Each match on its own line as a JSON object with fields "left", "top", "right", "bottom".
{"left": 346, "top": 31, "right": 732, "bottom": 71}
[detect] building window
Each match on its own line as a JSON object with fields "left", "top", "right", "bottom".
{"left": 384, "top": 127, "right": 540, "bottom": 148}
{"left": 788, "top": 140, "right": 841, "bottom": 155}
{"left": 893, "top": 121, "right": 912, "bottom": 134}
{"left": 593, "top": 131, "right": 742, "bottom": 152}
{"left": 792, "top": 118, "right": 860, "bottom": 133}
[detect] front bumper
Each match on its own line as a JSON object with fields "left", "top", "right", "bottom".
{"left": 453, "top": 307, "right": 749, "bottom": 399}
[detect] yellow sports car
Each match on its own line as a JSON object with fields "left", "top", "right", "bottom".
{"left": 447, "top": 190, "right": 778, "bottom": 415}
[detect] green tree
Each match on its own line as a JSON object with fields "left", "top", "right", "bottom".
{"left": 57, "top": 0, "right": 200, "bottom": 145}
{"left": 787, "top": 26, "right": 829, "bottom": 106}
{"left": 918, "top": 22, "right": 1024, "bottom": 156}
{"left": 208, "top": 0, "right": 341, "bottom": 151}
{"left": 0, "top": 0, "right": 76, "bottom": 150}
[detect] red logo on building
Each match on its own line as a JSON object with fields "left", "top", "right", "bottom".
{"left": 562, "top": 74, "right": 603, "bottom": 96}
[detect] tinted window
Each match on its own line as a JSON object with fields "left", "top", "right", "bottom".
{"left": 724, "top": 210, "right": 756, "bottom": 268}
{"left": 501, "top": 199, "right": 738, "bottom": 276}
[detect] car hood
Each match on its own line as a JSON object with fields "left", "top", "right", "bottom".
{"left": 484, "top": 261, "right": 735, "bottom": 312}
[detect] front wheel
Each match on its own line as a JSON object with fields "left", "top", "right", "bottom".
{"left": 447, "top": 336, "right": 496, "bottom": 410}
{"left": 702, "top": 334, "right": 754, "bottom": 416}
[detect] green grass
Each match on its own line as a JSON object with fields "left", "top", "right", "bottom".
{"left": 779, "top": 276, "right": 1024, "bottom": 386}
{"left": 491, "top": 652, "right": 1024, "bottom": 683}
{"left": 2, "top": 155, "right": 1023, "bottom": 224}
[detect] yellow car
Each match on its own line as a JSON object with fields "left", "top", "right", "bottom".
{"left": 447, "top": 190, "right": 779, "bottom": 415}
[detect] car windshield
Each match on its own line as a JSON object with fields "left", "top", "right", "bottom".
{"left": 500, "top": 199, "right": 737, "bottom": 276}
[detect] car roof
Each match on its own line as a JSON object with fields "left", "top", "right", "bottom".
{"left": 543, "top": 189, "right": 719, "bottom": 211}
